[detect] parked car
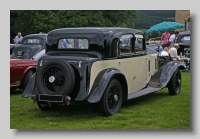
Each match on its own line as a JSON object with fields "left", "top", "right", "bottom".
{"left": 175, "top": 31, "right": 190, "bottom": 69}
{"left": 146, "top": 47, "right": 158, "bottom": 55}
{"left": 175, "top": 31, "right": 190, "bottom": 57}
{"left": 10, "top": 34, "right": 47, "bottom": 60}
{"left": 146, "top": 37, "right": 161, "bottom": 52}
{"left": 10, "top": 44, "right": 17, "bottom": 55}
{"left": 21, "top": 27, "right": 185, "bottom": 116}
{"left": 10, "top": 59, "right": 37, "bottom": 91}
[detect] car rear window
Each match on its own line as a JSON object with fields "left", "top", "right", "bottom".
{"left": 181, "top": 36, "right": 190, "bottom": 41}
{"left": 23, "top": 38, "right": 41, "bottom": 44}
{"left": 58, "top": 39, "right": 89, "bottom": 49}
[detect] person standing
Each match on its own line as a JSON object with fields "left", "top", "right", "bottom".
{"left": 14, "top": 32, "right": 23, "bottom": 44}
{"left": 160, "top": 30, "right": 170, "bottom": 49}
{"left": 169, "top": 31, "right": 179, "bottom": 46}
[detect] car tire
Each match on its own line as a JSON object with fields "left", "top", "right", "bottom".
{"left": 168, "top": 68, "right": 182, "bottom": 95}
{"left": 37, "top": 101, "right": 52, "bottom": 111}
{"left": 21, "top": 70, "right": 33, "bottom": 91}
{"left": 99, "top": 78, "right": 123, "bottom": 117}
{"left": 36, "top": 59, "right": 75, "bottom": 96}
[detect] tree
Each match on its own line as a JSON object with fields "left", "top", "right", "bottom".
{"left": 14, "top": 10, "right": 61, "bottom": 36}
{"left": 56, "top": 10, "right": 138, "bottom": 28}
{"left": 56, "top": 10, "right": 106, "bottom": 28}
{"left": 10, "top": 10, "right": 19, "bottom": 37}
{"left": 102, "top": 10, "right": 138, "bottom": 27}
{"left": 11, "top": 10, "right": 138, "bottom": 37}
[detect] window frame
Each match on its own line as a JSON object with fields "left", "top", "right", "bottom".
{"left": 134, "top": 34, "right": 146, "bottom": 54}
{"left": 118, "top": 33, "right": 134, "bottom": 56}
{"left": 57, "top": 38, "right": 89, "bottom": 50}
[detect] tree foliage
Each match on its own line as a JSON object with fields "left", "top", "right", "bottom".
{"left": 14, "top": 10, "right": 61, "bottom": 36}
{"left": 56, "top": 10, "right": 138, "bottom": 27}
{"left": 134, "top": 10, "right": 175, "bottom": 29}
{"left": 11, "top": 10, "right": 138, "bottom": 37}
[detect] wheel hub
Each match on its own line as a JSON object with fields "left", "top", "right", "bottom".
{"left": 114, "top": 94, "right": 118, "bottom": 102}
{"left": 49, "top": 76, "right": 55, "bottom": 83}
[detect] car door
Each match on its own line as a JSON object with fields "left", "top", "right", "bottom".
{"left": 118, "top": 34, "right": 135, "bottom": 94}
{"left": 132, "top": 34, "right": 150, "bottom": 93}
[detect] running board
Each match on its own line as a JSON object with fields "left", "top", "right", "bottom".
{"left": 128, "top": 85, "right": 165, "bottom": 100}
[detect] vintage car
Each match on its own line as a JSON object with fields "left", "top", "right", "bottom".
{"left": 175, "top": 31, "right": 190, "bottom": 57}
{"left": 146, "top": 37, "right": 161, "bottom": 52}
{"left": 21, "top": 27, "right": 185, "bottom": 116}
{"left": 10, "top": 34, "right": 47, "bottom": 60}
{"left": 10, "top": 59, "right": 37, "bottom": 90}
{"left": 10, "top": 44, "right": 17, "bottom": 55}
{"left": 175, "top": 31, "right": 190, "bottom": 69}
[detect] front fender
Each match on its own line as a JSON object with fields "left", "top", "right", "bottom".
{"left": 160, "top": 61, "right": 185, "bottom": 86}
{"left": 87, "top": 68, "right": 127, "bottom": 103}
{"left": 148, "top": 60, "right": 185, "bottom": 88}
{"left": 20, "top": 66, "right": 36, "bottom": 83}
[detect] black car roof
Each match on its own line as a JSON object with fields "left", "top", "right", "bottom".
{"left": 24, "top": 34, "right": 47, "bottom": 38}
{"left": 48, "top": 27, "right": 143, "bottom": 36}
{"left": 179, "top": 31, "right": 190, "bottom": 35}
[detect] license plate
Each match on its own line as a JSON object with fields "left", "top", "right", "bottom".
{"left": 39, "top": 94, "right": 63, "bottom": 102}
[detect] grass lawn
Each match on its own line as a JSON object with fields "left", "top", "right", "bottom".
{"left": 10, "top": 72, "right": 190, "bottom": 130}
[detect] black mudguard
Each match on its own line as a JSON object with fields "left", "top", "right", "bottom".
{"left": 21, "top": 74, "right": 36, "bottom": 98}
{"left": 87, "top": 68, "right": 127, "bottom": 103}
{"left": 149, "top": 60, "right": 185, "bottom": 88}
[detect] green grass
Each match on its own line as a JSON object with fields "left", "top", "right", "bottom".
{"left": 10, "top": 72, "right": 190, "bottom": 130}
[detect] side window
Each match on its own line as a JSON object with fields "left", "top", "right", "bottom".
{"left": 134, "top": 34, "right": 144, "bottom": 52}
{"left": 181, "top": 36, "right": 190, "bottom": 42}
{"left": 119, "top": 34, "right": 133, "bottom": 54}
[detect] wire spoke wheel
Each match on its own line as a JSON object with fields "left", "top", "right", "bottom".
{"left": 99, "top": 79, "right": 122, "bottom": 117}
{"left": 175, "top": 73, "right": 181, "bottom": 92}
{"left": 168, "top": 68, "right": 182, "bottom": 95}
{"left": 107, "top": 85, "right": 119, "bottom": 111}
{"left": 43, "top": 66, "right": 66, "bottom": 94}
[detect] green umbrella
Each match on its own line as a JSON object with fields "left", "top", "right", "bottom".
{"left": 146, "top": 21, "right": 185, "bottom": 34}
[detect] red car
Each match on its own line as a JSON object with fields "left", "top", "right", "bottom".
{"left": 10, "top": 59, "right": 37, "bottom": 90}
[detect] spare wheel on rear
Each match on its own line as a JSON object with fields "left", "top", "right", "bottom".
{"left": 36, "top": 59, "right": 75, "bottom": 96}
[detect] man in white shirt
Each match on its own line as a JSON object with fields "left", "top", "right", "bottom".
{"left": 169, "top": 31, "right": 179, "bottom": 46}
{"left": 168, "top": 43, "right": 181, "bottom": 61}
{"left": 14, "top": 32, "right": 23, "bottom": 44}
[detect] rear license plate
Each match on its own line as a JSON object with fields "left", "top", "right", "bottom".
{"left": 39, "top": 94, "right": 63, "bottom": 102}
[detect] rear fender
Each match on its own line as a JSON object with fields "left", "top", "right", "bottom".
{"left": 87, "top": 68, "right": 128, "bottom": 103}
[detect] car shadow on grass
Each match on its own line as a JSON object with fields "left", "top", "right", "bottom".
{"left": 30, "top": 90, "right": 171, "bottom": 118}
{"left": 10, "top": 89, "right": 23, "bottom": 96}
{"left": 32, "top": 102, "right": 101, "bottom": 118}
